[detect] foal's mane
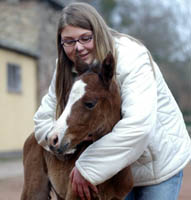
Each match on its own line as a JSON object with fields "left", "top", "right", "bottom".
{"left": 75, "top": 52, "right": 115, "bottom": 92}
{"left": 74, "top": 56, "right": 100, "bottom": 76}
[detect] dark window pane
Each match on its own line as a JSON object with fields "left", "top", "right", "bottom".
{"left": 7, "top": 63, "right": 22, "bottom": 93}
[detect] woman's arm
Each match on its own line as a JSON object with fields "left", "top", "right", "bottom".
{"left": 33, "top": 67, "right": 57, "bottom": 151}
{"left": 75, "top": 46, "right": 157, "bottom": 186}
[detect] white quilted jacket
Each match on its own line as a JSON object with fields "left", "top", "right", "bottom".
{"left": 34, "top": 37, "right": 191, "bottom": 186}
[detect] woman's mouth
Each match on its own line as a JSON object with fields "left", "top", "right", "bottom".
{"left": 79, "top": 53, "right": 89, "bottom": 60}
{"left": 75, "top": 52, "right": 93, "bottom": 64}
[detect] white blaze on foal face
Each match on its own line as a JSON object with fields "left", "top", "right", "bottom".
{"left": 54, "top": 79, "right": 86, "bottom": 142}
{"left": 48, "top": 52, "right": 116, "bottom": 154}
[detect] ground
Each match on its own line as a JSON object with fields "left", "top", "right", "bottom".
{"left": 0, "top": 159, "right": 190, "bottom": 200}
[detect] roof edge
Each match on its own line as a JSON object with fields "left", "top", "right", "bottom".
{"left": 47, "top": 0, "right": 65, "bottom": 9}
{"left": 0, "top": 40, "right": 40, "bottom": 59}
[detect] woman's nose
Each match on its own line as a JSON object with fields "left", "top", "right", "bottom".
{"left": 74, "top": 41, "right": 85, "bottom": 51}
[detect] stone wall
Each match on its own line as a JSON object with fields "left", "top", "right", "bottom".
{"left": 0, "top": 0, "right": 61, "bottom": 102}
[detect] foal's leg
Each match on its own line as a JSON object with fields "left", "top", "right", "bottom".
{"left": 21, "top": 133, "right": 51, "bottom": 200}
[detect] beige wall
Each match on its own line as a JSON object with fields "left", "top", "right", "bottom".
{"left": 0, "top": 49, "right": 37, "bottom": 152}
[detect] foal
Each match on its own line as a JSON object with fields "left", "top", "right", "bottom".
{"left": 21, "top": 53, "right": 133, "bottom": 200}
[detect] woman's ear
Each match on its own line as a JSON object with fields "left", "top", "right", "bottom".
{"left": 100, "top": 52, "right": 115, "bottom": 89}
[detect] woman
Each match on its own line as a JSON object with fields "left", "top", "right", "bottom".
{"left": 34, "top": 2, "right": 191, "bottom": 200}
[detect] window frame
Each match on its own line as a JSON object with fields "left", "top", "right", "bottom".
{"left": 7, "top": 63, "right": 22, "bottom": 94}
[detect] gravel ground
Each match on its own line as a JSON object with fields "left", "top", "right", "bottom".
{"left": 0, "top": 159, "right": 190, "bottom": 200}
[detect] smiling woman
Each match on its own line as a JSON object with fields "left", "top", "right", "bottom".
{"left": 30, "top": 2, "right": 191, "bottom": 200}
{"left": 61, "top": 25, "right": 94, "bottom": 64}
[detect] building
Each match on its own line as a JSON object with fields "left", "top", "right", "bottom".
{"left": 0, "top": 0, "right": 64, "bottom": 153}
{"left": 0, "top": 44, "right": 38, "bottom": 152}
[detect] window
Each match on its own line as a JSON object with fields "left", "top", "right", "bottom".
{"left": 7, "top": 63, "right": 22, "bottom": 93}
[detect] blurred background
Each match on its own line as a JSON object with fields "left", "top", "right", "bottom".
{"left": 0, "top": 0, "right": 190, "bottom": 199}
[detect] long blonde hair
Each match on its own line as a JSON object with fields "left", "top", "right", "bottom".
{"left": 56, "top": 2, "right": 116, "bottom": 118}
{"left": 55, "top": 2, "right": 154, "bottom": 119}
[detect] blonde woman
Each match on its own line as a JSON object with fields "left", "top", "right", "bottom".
{"left": 34, "top": 2, "right": 191, "bottom": 200}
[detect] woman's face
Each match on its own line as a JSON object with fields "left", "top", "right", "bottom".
{"left": 61, "top": 25, "right": 95, "bottom": 64}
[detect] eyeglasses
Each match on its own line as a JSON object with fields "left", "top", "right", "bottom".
{"left": 61, "top": 35, "right": 93, "bottom": 47}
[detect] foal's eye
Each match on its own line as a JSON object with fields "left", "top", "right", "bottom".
{"left": 84, "top": 100, "right": 97, "bottom": 110}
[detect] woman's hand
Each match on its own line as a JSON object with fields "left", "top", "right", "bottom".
{"left": 70, "top": 166, "right": 98, "bottom": 200}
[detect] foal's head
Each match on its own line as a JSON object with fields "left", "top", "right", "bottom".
{"left": 48, "top": 53, "right": 121, "bottom": 155}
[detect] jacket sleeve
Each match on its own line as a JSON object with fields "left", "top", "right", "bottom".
{"left": 33, "top": 67, "right": 57, "bottom": 151}
{"left": 75, "top": 45, "right": 157, "bottom": 185}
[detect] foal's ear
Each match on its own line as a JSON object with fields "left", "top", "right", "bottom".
{"left": 74, "top": 50, "right": 89, "bottom": 75}
{"left": 100, "top": 52, "right": 115, "bottom": 89}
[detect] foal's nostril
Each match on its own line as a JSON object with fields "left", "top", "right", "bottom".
{"left": 51, "top": 135, "right": 59, "bottom": 147}
{"left": 53, "top": 136, "right": 58, "bottom": 145}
